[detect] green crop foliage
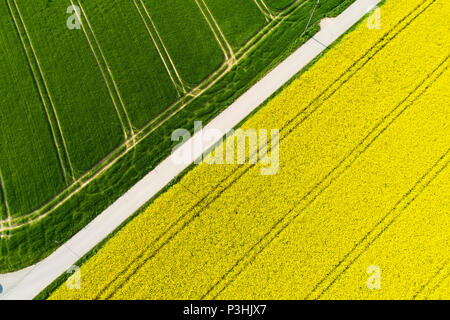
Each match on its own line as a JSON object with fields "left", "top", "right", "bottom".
{"left": 0, "top": 1, "right": 66, "bottom": 216}
{"left": 141, "top": 0, "right": 224, "bottom": 86}
{"left": 15, "top": 0, "right": 125, "bottom": 175}
{"left": 204, "top": 0, "right": 267, "bottom": 51}
{"left": 0, "top": 0, "right": 356, "bottom": 272}
{"left": 265, "top": 0, "right": 296, "bottom": 11}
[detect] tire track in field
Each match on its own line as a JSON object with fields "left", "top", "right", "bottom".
{"left": 279, "top": 0, "right": 436, "bottom": 136}
{"left": 70, "top": 0, "right": 134, "bottom": 142}
{"left": 310, "top": 153, "right": 450, "bottom": 299}
{"left": 77, "top": 0, "right": 137, "bottom": 138}
{"left": 253, "top": 0, "right": 276, "bottom": 21}
{"left": 259, "top": 0, "right": 277, "bottom": 16}
{"left": 263, "top": 0, "right": 296, "bottom": 14}
{"left": 195, "top": 0, "right": 236, "bottom": 64}
{"left": 6, "top": 0, "right": 74, "bottom": 184}
{"left": 0, "top": 171, "right": 11, "bottom": 234}
{"left": 2, "top": 0, "right": 425, "bottom": 231}
{"left": 218, "top": 153, "right": 450, "bottom": 300}
{"left": 0, "top": 0, "right": 310, "bottom": 229}
{"left": 413, "top": 261, "right": 450, "bottom": 299}
{"left": 132, "top": 0, "right": 186, "bottom": 95}
{"left": 121, "top": 0, "right": 306, "bottom": 135}
{"left": 306, "top": 58, "right": 449, "bottom": 300}
{"left": 136, "top": 0, "right": 187, "bottom": 89}
{"left": 425, "top": 269, "right": 450, "bottom": 300}
{"left": 98, "top": 0, "right": 433, "bottom": 300}
{"left": 76, "top": 0, "right": 136, "bottom": 139}
{"left": 113, "top": 0, "right": 303, "bottom": 147}
{"left": 425, "top": 267, "right": 450, "bottom": 299}
{"left": 204, "top": 53, "right": 448, "bottom": 301}
{"left": 133, "top": 0, "right": 188, "bottom": 95}
{"left": 314, "top": 155, "right": 450, "bottom": 300}
{"left": 234, "top": 0, "right": 305, "bottom": 58}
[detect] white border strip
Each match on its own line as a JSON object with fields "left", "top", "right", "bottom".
{"left": 0, "top": 0, "right": 380, "bottom": 300}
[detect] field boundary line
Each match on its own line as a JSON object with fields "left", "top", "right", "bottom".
{"left": 194, "top": 0, "right": 236, "bottom": 64}
{"left": 137, "top": 0, "right": 188, "bottom": 92}
{"left": 7, "top": 0, "right": 74, "bottom": 183}
{"left": 0, "top": 0, "right": 308, "bottom": 229}
{"left": 132, "top": 0, "right": 186, "bottom": 95}
{"left": 68, "top": 0, "right": 133, "bottom": 142}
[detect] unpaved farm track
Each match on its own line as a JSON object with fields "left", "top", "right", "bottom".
{"left": 0, "top": 0, "right": 381, "bottom": 300}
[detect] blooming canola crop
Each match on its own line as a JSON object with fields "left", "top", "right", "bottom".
{"left": 50, "top": 0, "right": 450, "bottom": 300}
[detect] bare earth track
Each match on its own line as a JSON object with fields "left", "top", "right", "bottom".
{"left": 0, "top": 0, "right": 310, "bottom": 232}
{"left": 0, "top": 0, "right": 381, "bottom": 300}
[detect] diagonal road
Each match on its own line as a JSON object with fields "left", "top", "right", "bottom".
{"left": 0, "top": 0, "right": 381, "bottom": 300}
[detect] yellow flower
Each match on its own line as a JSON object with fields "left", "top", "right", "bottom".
{"left": 50, "top": 0, "right": 450, "bottom": 300}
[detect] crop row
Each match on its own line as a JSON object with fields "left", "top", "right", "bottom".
{"left": 2, "top": 0, "right": 357, "bottom": 273}
{"left": 1, "top": 0, "right": 269, "bottom": 218}
{"left": 204, "top": 0, "right": 267, "bottom": 51}
{"left": 49, "top": 0, "right": 450, "bottom": 300}
{"left": 264, "top": 0, "right": 296, "bottom": 11}
{"left": 0, "top": 1, "right": 67, "bottom": 216}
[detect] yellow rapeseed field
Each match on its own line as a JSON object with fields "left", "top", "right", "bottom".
{"left": 50, "top": 0, "right": 450, "bottom": 300}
